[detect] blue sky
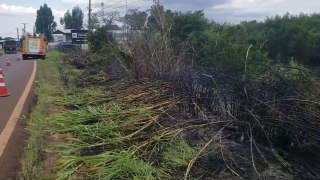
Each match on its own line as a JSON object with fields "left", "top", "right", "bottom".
{"left": 1, "top": 0, "right": 320, "bottom": 38}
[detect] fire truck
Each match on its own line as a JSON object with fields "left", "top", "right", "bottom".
{"left": 22, "top": 34, "right": 47, "bottom": 60}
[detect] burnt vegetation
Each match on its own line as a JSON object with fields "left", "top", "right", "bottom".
{"left": 55, "top": 4, "right": 320, "bottom": 179}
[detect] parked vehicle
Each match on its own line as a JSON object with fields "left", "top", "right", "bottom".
{"left": 57, "top": 42, "right": 80, "bottom": 52}
{"left": 22, "top": 34, "right": 47, "bottom": 60}
{"left": 3, "top": 40, "right": 17, "bottom": 54}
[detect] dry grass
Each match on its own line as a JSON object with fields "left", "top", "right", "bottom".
{"left": 122, "top": 28, "right": 192, "bottom": 80}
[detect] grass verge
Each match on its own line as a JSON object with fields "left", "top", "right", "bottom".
{"left": 22, "top": 50, "right": 306, "bottom": 179}
{"left": 20, "top": 51, "right": 63, "bottom": 179}
{"left": 20, "top": 51, "right": 197, "bottom": 179}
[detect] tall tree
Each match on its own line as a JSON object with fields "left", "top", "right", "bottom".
{"left": 83, "top": 3, "right": 119, "bottom": 30}
{"left": 60, "top": 6, "right": 84, "bottom": 29}
{"left": 147, "top": 4, "right": 173, "bottom": 30}
{"left": 35, "top": 4, "right": 57, "bottom": 41}
{"left": 124, "top": 9, "right": 147, "bottom": 30}
{"left": 99, "top": 3, "right": 120, "bottom": 29}
{"left": 84, "top": 12, "right": 100, "bottom": 29}
{"left": 60, "top": 10, "right": 72, "bottom": 29}
{"left": 90, "top": 12, "right": 100, "bottom": 29}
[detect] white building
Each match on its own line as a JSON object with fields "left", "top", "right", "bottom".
{"left": 107, "top": 25, "right": 127, "bottom": 43}
{"left": 52, "top": 29, "right": 73, "bottom": 43}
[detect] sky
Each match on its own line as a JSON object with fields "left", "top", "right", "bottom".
{"left": 0, "top": 0, "right": 320, "bottom": 38}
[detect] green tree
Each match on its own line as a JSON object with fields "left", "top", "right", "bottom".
{"left": 35, "top": 3, "right": 57, "bottom": 41}
{"left": 98, "top": 3, "right": 120, "bottom": 29}
{"left": 124, "top": 9, "right": 147, "bottom": 30}
{"left": 90, "top": 12, "right": 101, "bottom": 29}
{"left": 60, "top": 10, "right": 72, "bottom": 29}
{"left": 87, "top": 27, "right": 113, "bottom": 52}
{"left": 170, "top": 10, "right": 210, "bottom": 41}
{"left": 147, "top": 4, "right": 173, "bottom": 30}
{"left": 60, "top": 6, "right": 84, "bottom": 29}
{"left": 263, "top": 13, "right": 320, "bottom": 65}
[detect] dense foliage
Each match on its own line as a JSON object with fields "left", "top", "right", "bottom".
{"left": 86, "top": 27, "right": 114, "bottom": 53}
{"left": 144, "top": 7, "right": 320, "bottom": 68}
{"left": 124, "top": 9, "right": 148, "bottom": 30}
{"left": 263, "top": 13, "right": 320, "bottom": 65}
{"left": 35, "top": 3, "right": 57, "bottom": 41}
{"left": 60, "top": 6, "right": 84, "bottom": 29}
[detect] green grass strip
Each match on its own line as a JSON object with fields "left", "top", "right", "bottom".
{"left": 20, "top": 51, "right": 64, "bottom": 179}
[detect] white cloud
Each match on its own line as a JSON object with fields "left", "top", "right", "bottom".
{"left": 209, "top": 0, "right": 320, "bottom": 22}
{"left": 0, "top": 3, "right": 64, "bottom": 18}
{"left": 61, "top": 0, "right": 101, "bottom": 4}
{"left": 0, "top": 3, "right": 65, "bottom": 37}
{"left": 52, "top": 9, "right": 65, "bottom": 19}
{"left": 0, "top": 3, "right": 37, "bottom": 15}
{"left": 62, "top": 0, "right": 148, "bottom": 6}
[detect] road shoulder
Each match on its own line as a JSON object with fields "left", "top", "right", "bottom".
{"left": 0, "top": 61, "right": 37, "bottom": 179}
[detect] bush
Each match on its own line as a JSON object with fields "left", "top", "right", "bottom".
{"left": 87, "top": 27, "right": 114, "bottom": 53}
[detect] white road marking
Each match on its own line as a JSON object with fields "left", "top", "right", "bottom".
{"left": 0, "top": 61, "right": 37, "bottom": 157}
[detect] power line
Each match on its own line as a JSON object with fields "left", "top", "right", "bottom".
{"left": 78, "top": 0, "right": 152, "bottom": 15}
{"left": 90, "top": 0, "right": 148, "bottom": 13}
{"left": 84, "top": 0, "right": 152, "bottom": 22}
{"left": 19, "top": 0, "right": 152, "bottom": 32}
{"left": 89, "top": 0, "right": 92, "bottom": 31}
{"left": 99, "top": 0, "right": 151, "bottom": 12}
{"left": 55, "top": 0, "right": 80, "bottom": 12}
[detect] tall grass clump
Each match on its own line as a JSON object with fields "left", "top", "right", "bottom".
{"left": 123, "top": 31, "right": 189, "bottom": 80}
{"left": 121, "top": 6, "right": 192, "bottom": 80}
{"left": 46, "top": 60, "right": 190, "bottom": 179}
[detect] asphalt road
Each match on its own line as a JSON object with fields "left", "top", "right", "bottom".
{"left": 0, "top": 53, "right": 36, "bottom": 179}
{"left": 0, "top": 53, "right": 34, "bottom": 132}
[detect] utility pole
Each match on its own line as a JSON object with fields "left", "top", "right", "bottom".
{"left": 21, "top": 23, "right": 27, "bottom": 35}
{"left": 125, "top": 0, "right": 128, "bottom": 40}
{"left": 15, "top": 28, "right": 20, "bottom": 41}
{"left": 88, "top": 0, "right": 92, "bottom": 31}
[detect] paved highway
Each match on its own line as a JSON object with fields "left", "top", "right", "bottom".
{"left": 0, "top": 53, "right": 35, "bottom": 131}
{"left": 0, "top": 53, "right": 36, "bottom": 178}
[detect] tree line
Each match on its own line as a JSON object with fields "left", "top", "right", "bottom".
{"left": 33, "top": 3, "right": 320, "bottom": 67}
{"left": 163, "top": 10, "right": 320, "bottom": 66}
{"left": 88, "top": 4, "right": 320, "bottom": 67}
{"left": 33, "top": 3, "right": 148, "bottom": 41}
